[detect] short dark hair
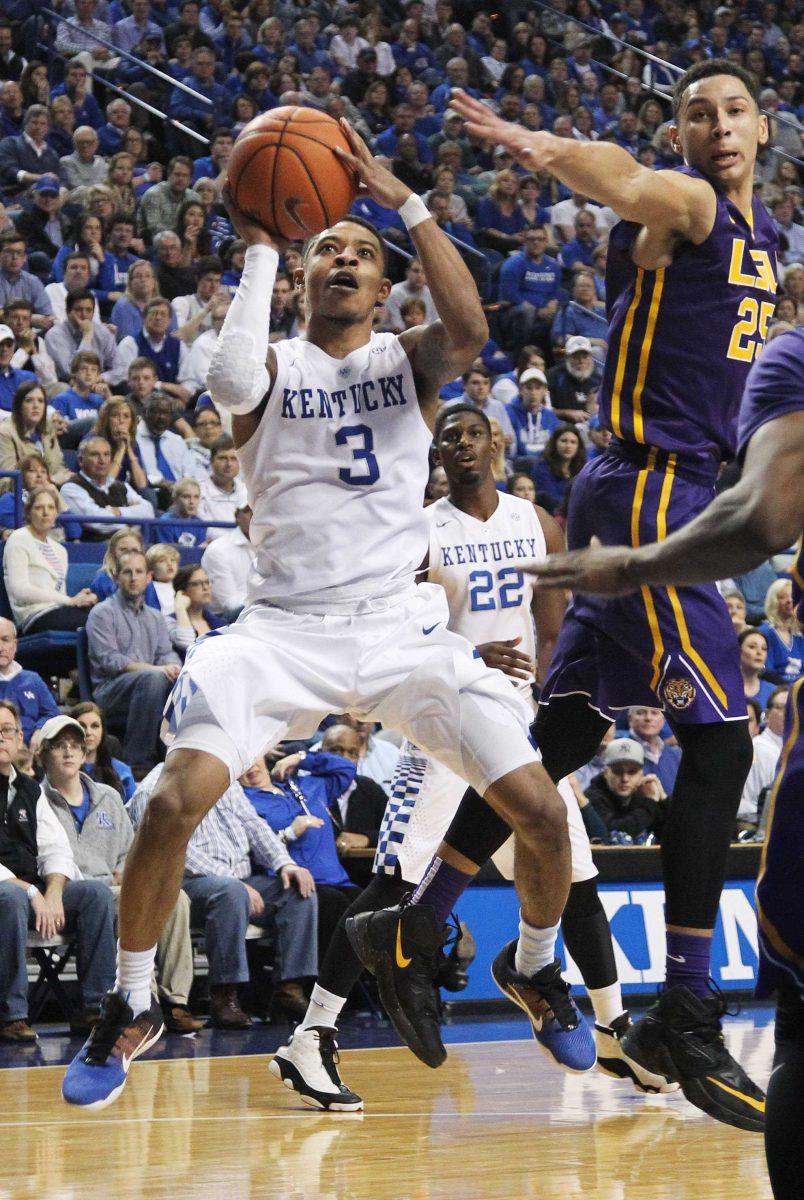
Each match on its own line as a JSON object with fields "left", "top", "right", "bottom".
{"left": 173, "top": 562, "right": 207, "bottom": 593}
{"left": 302, "top": 215, "right": 387, "bottom": 272}
{"left": 672, "top": 59, "right": 759, "bottom": 116}
{"left": 209, "top": 434, "right": 235, "bottom": 459}
{"left": 65, "top": 289, "right": 95, "bottom": 312}
{"left": 0, "top": 231, "right": 26, "bottom": 249}
{"left": 110, "top": 211, "right": 135, "bottom": 229}
{"left": 64, "top": 251, "right": 91, "bottom": 269}
{"left": 767, "top": 685, "right": 790, "bottom": 709}
{"left": 3, "top": 299, "right": 33, "bottom": 315}
{"left": 195, "top": 255, "right": 223, "bottom": 279}
{"left": 434, "top": 401, "right": 491, "bottom": 442}
{"left": 462, "top": 364, "right": 491, "bottom": 383}
{"left": 167, "top": 155, "right": 193, "bottom": 174}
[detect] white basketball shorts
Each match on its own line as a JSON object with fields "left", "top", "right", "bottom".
{"left": 163, "top": 583, "right": 538, "bottom": 793}
{"left": 374, "top": 741, "right": 597, "bottom": 886}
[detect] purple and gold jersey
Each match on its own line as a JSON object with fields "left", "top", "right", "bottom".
{"left": 736, "top": 327, "right": 804, "bottom": 999}
{"left": 600, "top": 168, "right": 778, "bottom": 469}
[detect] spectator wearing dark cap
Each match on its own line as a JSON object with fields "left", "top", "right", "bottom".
{"left": 12, "top": 176, "right": 71, "bottom": 276}
{"left": 583, "top": 738, "right": 666, "bottom": 844}
{"left": 0, "top": 105, "right": 64, "bottom": 198}
{"left": 546, "top": 336, "right": 603, "bottom": 424}
{"left": 341, "top": 47, "right": 380, "bottom": 105}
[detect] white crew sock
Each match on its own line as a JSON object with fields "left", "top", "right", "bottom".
{"left": 299, "top": 984, "right": 347, "bottom": 1033}
{"left": 514, "top": 914, "right": 559, "bottom": 978}
{"left": 588, "top": 982, "right": 627, "bottom": 1030}
{"left": 115, "top": 943, "right": 157, "bottom": 1016}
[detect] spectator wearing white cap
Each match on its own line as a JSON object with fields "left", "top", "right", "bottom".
{"left": 506, "top": 366, "right": 560, "bottom": 459}
{"left": 546, "top": 335, "right": 603, "bottom": 424}
{"left": 583, "top": 737, "right": 667, "bottom": 844}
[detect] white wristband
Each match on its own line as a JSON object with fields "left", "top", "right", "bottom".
{"left": 26, "top": 884, "right": 37, "bottom": 899}
{"left": 398, "top": 193, "right": 431, "bottom": 230}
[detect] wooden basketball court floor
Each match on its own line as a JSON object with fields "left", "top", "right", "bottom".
{"left": 0, "top": 1009, "right": 774, "bottom": 1200}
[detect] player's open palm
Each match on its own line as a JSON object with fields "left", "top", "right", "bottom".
{"left": 449, "top": 89, "right": 549, "bottom": 167}
{"left": 335, "top": 120, "right": 411, "bottom": 210}
{"left": 476, "top": 636, "right": 533, "bottom": 681}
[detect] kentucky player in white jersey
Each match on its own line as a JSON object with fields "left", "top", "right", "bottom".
{"left": 62, "top": 126, "right": 577, "bottom": 1111}
{"left": 271, "top": 404, "right": 673, "bottom": 1110}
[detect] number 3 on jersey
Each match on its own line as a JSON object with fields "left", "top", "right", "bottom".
{"left": 469, "top": 567, "right": 524, "bottom": 611}
{"left": 336, "top": 423, "right": 380, "bottom": 486}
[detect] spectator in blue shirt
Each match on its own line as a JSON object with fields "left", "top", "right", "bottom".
{"left": 95, "top": 216, "right": 140, "bottom": 308}
{"left": 506, "top": 367, "right": 560, "bottom": 460}
{"left": 627, "top": 707, "right": 682, "bottom": 796}
{"left": 758, "top": 579, "right": 804, "bottom": 684}
{"left": 213, "top": 10, "right": 251, "bottom": 72}
{"left": 191, "top": 128, "right": 233, "bottom": 184}
{"left": 530, "top": 425, "right": 586, "bottom": 515}
{"left": 0, "top": 616, "right": 59, "bottom": 747}
{"left": 497, "top": 226, "right": 562, "bottom": 356}
{"left": 0, "top": 326, "right": 35, "bottom": 413}
{"left": 287, "top": 17, "right": 332, "bottom": 75}
{"left": 551, "top": 271, "right": 608, "bottom": 360}
{"left": 51, "top": 349, "right": 107, "bottom": 426}
{"left": 113, "top": 0, "right": 165, "bottom": 54}
{"left": 374, "top": 104, "right": 433, "bottom": 164}
{"left": 391, "top": 17, "right": 437, "bottom": 79}
{"left": 475, "top": 169, "right": 530, "bottom": 253}
{"left": 430, "top": 58, "right": 479, "bottom": 113}
{"left": 558, "top": 209, "right": 600, "bottom": 277}
{"left": 157, "top": 477, "right": 208, "bottom": 546}
{"left": 50, "top": 61, "right": 104, "bottom": 131}
{"left": 168, "top": 47, "right": 231, "bottom": 133}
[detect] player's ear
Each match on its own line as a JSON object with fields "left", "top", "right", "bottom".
{"left": 756, "top": 112, "right": 769, "bottom": 148}
{"left": 377, "top": 276, "right": 392, "bottom": 303}
{"left": 667, "top": 121, "right": 682, "bottom": 156}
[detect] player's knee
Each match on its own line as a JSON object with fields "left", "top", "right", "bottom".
{"left": 492, "top": 771, "right": 568, "bottom": 850}
{"left": 140, "top": 780, "right": 205, "bottom": 851}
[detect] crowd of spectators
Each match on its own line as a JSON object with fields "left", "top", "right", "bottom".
{"left": 0, "top": 0, "right": 801, "bottom": 1039}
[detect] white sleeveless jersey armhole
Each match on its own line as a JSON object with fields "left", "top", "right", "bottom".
{"left": 236, "top": 332, "right": 434, "bottom": 611}
{"left": 425, "top": 492, "right": 547, "bottom": 691}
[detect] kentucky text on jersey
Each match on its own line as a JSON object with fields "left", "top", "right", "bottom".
{"left": 439, "top": 536, "right": 542, "bottom": 567}
{"left": 279, "top": 373, "right": 408, "bottom": 419}
{"left": 599, "top": 168, "right": 779, "bottom": 465}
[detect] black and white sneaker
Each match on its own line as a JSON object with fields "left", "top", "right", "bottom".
{"left": 620, "top": 986, "right": 765, "bottom": 1131}
{"left": 595, "top": 1013, "right": 679, "bottom": 1094}
{"left": 270, "top": 1028, "right": 363, "bottom": 1111}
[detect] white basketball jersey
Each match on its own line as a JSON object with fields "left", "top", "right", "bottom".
{"left": 237, "top": 332, "right": 433, "bottom": 610}
{"left": 426, "top": 492, "right": 547, "bottom": 690}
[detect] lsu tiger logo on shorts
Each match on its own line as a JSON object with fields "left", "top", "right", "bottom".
{"left": 663, "top": 676, "right": 697, "bottom": 711}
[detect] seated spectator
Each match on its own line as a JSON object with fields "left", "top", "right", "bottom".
{"left": 508, "top": 472, "right": 537, "bottom": 503}
{"left": 199, "top": 435, "right": 247, "bottom": 539}
{"left": 551, "top": 271, "right": 608, "bottom": 359}
{"left": 180, "top": 297, "right": 229, "bottom": 394}
{"left": 384, "top": 257, "right": 437, "bottom": 331}
{"left": 550, "top": 190, "right": 604, "bottom": 244}
{"left": 739, "top": 627, "right": 776, "bottom": 709}
{"left": 86, "top": 549, "right": 180, "bottom": 773}
{"left": 0, "top": 321, "right": 35, "bottom": 414}
{"left": 93, "top": 396, "right": 150, "bottom": 497}
{"left": 723, "top": 589, "right": 749, "bottom": 635}
{"left": 4, "top": 487, "right": 97, "bottom": 633}
{"left": 40, "top": 713, "right": 201, "bottom": 1034}
{"left": 583, "top": 737, "right": 666, "bottom": 844}
{"left": 530, "top": 425, "right": 586, "bottom": 515}
{"left": 109, "top": 260, "right": 164, "bottom": 342}
{"left": 201, "top": 504, "right": 255, "bottom": 615}
{"left": 96, "top": 214, "right": 140, "bottom": 309}
{"left": 546, "top": 335, "right": 603, "bottom": 423}
{"left": 89, "top": 528, "right": 159, "bottom": 608}
{"left": 158, "top": 477, "right": 208, "bottom": 546}
{"left": 0, "top": 106, "right": 64, "bottom": 201}
{"left": 45, "top": 252, "right": 102, "bottom": 328}
{"left": 3, "top": 300, "right": 58, "bottom": 389}
{"left": 44, "top": 290, "right": 127, "bottom": 389}
{"left": 137, "top": 156, "right": 201, "bottom": 244}
{"left": 453, "top": 365, "right": 515, "bottom": 451}
{"left": 51, "top": 351, "right": 110, "bottom": 445}
{"left": 61, "top": 435, "right": 154, "bottom": 538}
{"left": 336, "top": 716, "right": 400, "bottom": 796}
{"left": 319, "top": 722, "right": 388, "bottom": 885}
{"left": 119, "top": 303, "right": 190, "bottom": 410}
{"left": 586, "top": 414, "right": 613, "bottom": 461}
{"left": 136, "top": 393, "right": 200, "bottom": 501}
{"left": 0, "top": 617, "right": 58, "bottom": 747}
{"left": 145, "top": 543, "right": 180, "bottom": 621}
{"left": 475, "top": 169, "right": 529, "bottom": 253}
{"left": 241, "top": 749, "right": 358, "bottom": 962}
{"left": 391, "top": 132, "right": 434, "bottom": 195}
{"left": 0, "top": 454, "right": 79, "bottom": 541}
{"left": 0, "top": 233, "right": 54, "bottom": 331}
{"left": 0, "top": 381, "right": 70, "bottom": 484}
{"left": 426, "top": 465, "right": 448, "bottom": 503}
{"left": 169, "top": 562, "right": 226, "bottom": 652}
{"left": 60, "top": 126, "right": 107, "bottom": 193}
{"left": 51, "top": 216, "right": 106, "bottom": 292}
{"left": 268, "top": 273, "right": 294, "bottom": 342}
{"left": 506, "top": 367, "right": 559, "bottom": 459}
{"left": 70, "top": 701, "right": 135, "bottom": 802}
{"left": 130, "top": 763, "right": 317, "bottom": 1027}
{"left": 497, "top": 227, "right": 561, "bottom": 357}
{"left": 153, "top": 231, "right": 196, "bottom": 303}
{"left": 174, "top": 199, "right": 212, "bottom": 269}
{"left": 626, "top": 706, "right": 681, "bottom": 795}
{"left": 558, "top": 208, "right": 601, "bottom": 276}
{"left": 399, "top": 296, "right": 426, "bottom": 329}
{"left": 172, "top": 256, "right": 225, "bottom": 344}
{"left": 13, "top": 176, "right": 72, "bottom": 276}
{"left": 758, "top": 578, "right": 804, "bottom": 684}
{"left": 738, "top": 686, "right": 789, "bottom": 831}
{"left": 0, "top": 700, "right": 114, "bottom": 1042}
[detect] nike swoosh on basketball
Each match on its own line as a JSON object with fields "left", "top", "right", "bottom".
{"left": 395, "top": 922, "right": 412, "bottom": 969}
{"left": 422, "top": 624, "right": 440, "bottom": 636}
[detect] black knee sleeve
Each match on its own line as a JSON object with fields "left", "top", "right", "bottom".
{"left": 532, "top": 696, "right": 613, "bottom": 784}
{"left": 766, "top": 986, "right": 804, "bottom": 1200}
{"left": 317, "top": 873, "right": 407, "bottom": 998}
{"left": 442, "top": 786, "right": 512, "bottom": 866}
{"left": 661, "top": 719, "right": 753, "bottom": 929}
{"left": 561, "top": 877, "right": 618, "bottom": 991}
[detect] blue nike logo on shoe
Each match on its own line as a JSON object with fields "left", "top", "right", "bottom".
{"left": 422, "top": 624, "right": 440, "bottom": 636}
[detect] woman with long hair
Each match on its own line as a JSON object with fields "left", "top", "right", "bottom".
{"left": 3, "top": 487, "right": 96, "bottom": 632}
{"left": 358, "top": 79, "right": 393, "bottom": 137}
{"left": 105, "top": 152, "right": 137, "bottom": 218}
{"left": 572, "top": 104, "right": 597, "bottom": 141}
{"left": 93, "top": 397, "right": 150, "bottom": 494}
{"left": 532, "top": 425, "right": 586, "bottom": 514}
{"left": 231, "top": 93, "right": 259, "bottom": 134}
{"left": 20, "top": 61, "right": 50, "bottom": 108}
{"left": 737, "top": 628, "right": 775, "bottom": 711}
{"left": 475, "top": 168, "right": 529, "bottom": 252}
{"left": 0, "top": 382, "right": 69, "bottom": 484}
{"left": 486, "top": 417, "right": 510, "bottom": 490}
{"left": 0, "top": 452, "right": 78, "bottom": 539}
{"left": 637, "top": 97, "right": 666, "bottom": 141}
{"left": 508, "top": 472, "right": 537, "bottom": 504}
{"left": 70, "top": 701, "right": 135, "bottom": 801}
{"left": 47, "top": 95, "right": 76, "bottom": 158}
{"left": 174, "top": 198, "right": 212, "bottom": 268}
{"left": 169, "top": 562, "right": 227, "bottom": 652}
{"left": 109, "top": 259, "right": 162, "bottom": 340}
{"left": 52, "top": 213, "right": 105, "bottom": 285}
{"left": 758, "top": 578, "right": 804, "bottom": 685}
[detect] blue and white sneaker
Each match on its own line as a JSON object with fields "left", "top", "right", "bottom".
{"left": 491, "top": 942, "right": 595, "bottom": 1074}
{"left": 62, "top": 992, "right": 164, "bottom": 1110}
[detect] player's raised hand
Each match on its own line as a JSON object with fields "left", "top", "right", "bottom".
{"left": 221, "top": 183, "right": 290, "bottom": 251}
{"left": 476, "top": 637, "right": 533, "bottom": 681}
{"left": 335, "top": 119, "right": 411, "bottom": 210}
{"left": 531, "top": 541, "right": 637, "bottom": 596}
{"left": 449, "top": 89, "right": 551, "bottom": 167}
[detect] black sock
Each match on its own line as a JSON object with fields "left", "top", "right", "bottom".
{"left": 317, "top": 873, "right": 408, "bottom": 998}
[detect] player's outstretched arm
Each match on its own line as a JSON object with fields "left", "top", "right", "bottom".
{"left": 533, "top": 409, "right": 804, "bottom": 596}
{"left": 205, "top": 190, "right": 287, "bottom": 431}
{"left": 450, "top": 90, "right": 716, "bottom": 244}
{"left": 336, "top": 122, "right": 488, "bottom": 413}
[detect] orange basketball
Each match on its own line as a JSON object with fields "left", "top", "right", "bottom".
{"left": 226, "top": 107, "right": 359, "bottom": 241}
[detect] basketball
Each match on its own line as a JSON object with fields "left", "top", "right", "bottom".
{"left": 226, "top": 107, "right": 359, "bottom": 241}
